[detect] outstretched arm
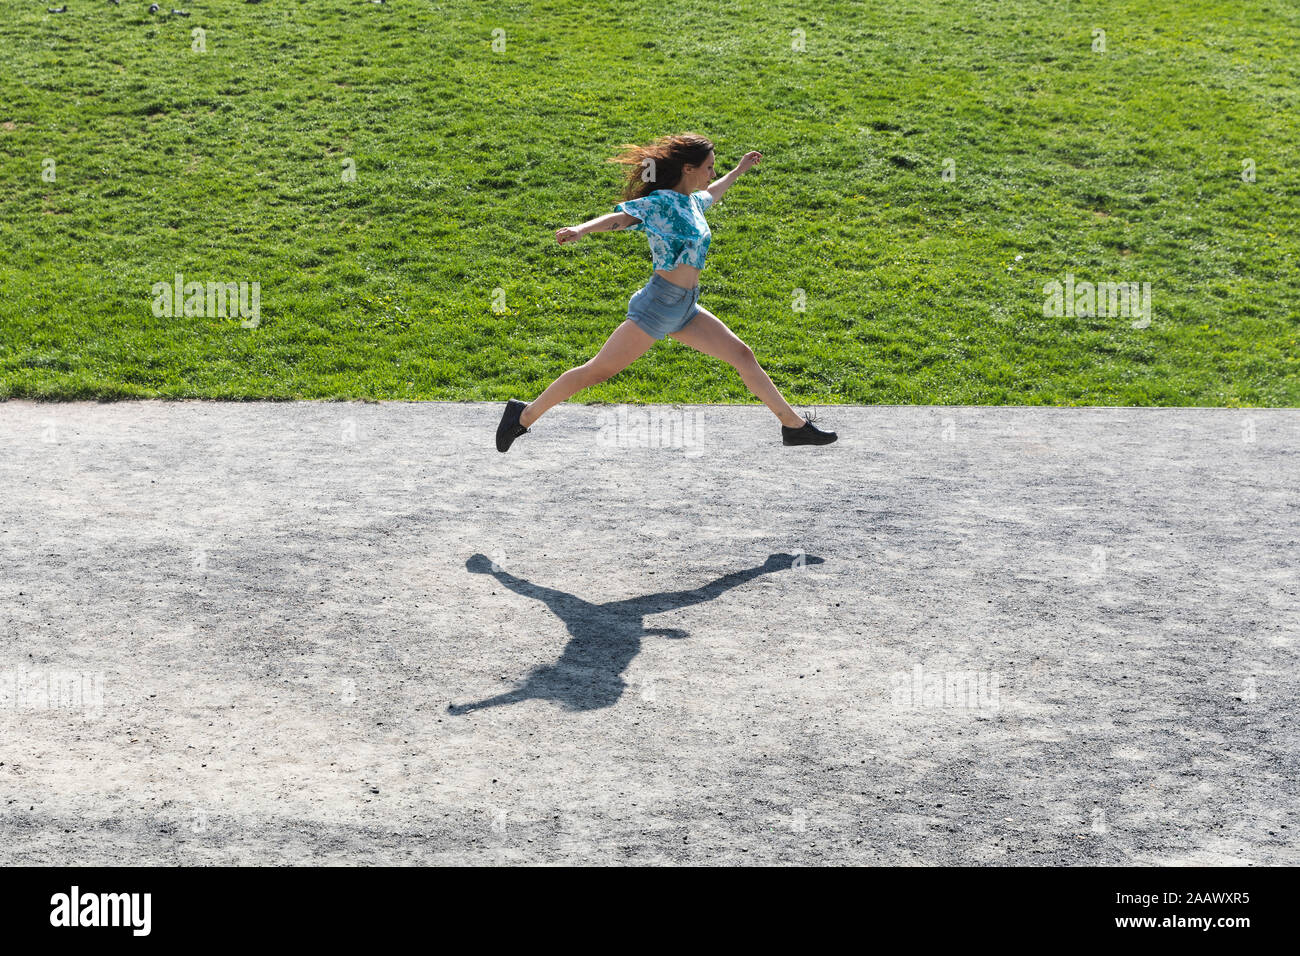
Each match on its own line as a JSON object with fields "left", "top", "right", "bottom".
{"left": 556, "top": 211, "right": 639, "bottom": 244}
{"left": 610, "top": 552, "right": 822, "bottom": 617}
{"left": 706, "top": 150, "right": 762, "bottom": 205}
{"left": 466, "top": 553, "right": 584, "bottom": 607}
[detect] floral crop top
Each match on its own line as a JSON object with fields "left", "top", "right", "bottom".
{"left": 615, "top": 188, "right": 715, "bottom": 271}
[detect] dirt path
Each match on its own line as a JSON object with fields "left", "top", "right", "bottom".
{"left": 1, "top": 400, "right": 1295, "bottom": 864}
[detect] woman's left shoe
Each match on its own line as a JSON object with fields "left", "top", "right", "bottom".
{"left": 781, "top": 410, "right": 837, "bottom": 446}
{"left": 496, "top": 399, "right": 530, "bottom": 452}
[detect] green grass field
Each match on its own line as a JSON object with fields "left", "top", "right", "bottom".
{"left": 1, "top": 0, "right": 1296, "bottom": 405}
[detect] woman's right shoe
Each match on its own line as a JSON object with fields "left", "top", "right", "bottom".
{"left": 781, "top": 410, "right": 837, "bottom": 446}
{"left": 496, "top": 398, "right": 530, "bottom": 452}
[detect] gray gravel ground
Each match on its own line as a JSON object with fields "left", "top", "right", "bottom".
{"left": 0, "top": 399, "right": 1296, "bottom": 865}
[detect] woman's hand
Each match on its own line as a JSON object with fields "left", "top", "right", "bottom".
{"left": 555, "top": 226, "right": 582, "bottom": 244}
{"left": 736, "top": 150, "right": 763, "bottom": 174}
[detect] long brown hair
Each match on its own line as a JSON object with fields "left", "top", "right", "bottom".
{"left": 606, "top": 132, "right": 714, "bottom": 200}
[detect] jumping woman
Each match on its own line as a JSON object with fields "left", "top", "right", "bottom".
{"left": 495, "top": 132, "right": 837, "bottom": 452}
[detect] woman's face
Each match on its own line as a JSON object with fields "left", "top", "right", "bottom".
{"left": 698, "top": 151, "right": 716, "bottom": 188}
{"left": 685, "top": 151, "right": 715, "bottom": 190}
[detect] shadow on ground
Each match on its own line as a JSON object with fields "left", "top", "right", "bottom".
{"left": 447, "top": 552, "right": 824, "bottom": 714}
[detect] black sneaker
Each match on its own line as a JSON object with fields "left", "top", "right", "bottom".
{"left": 496, "top": 398, "right": 530, "bottom": 452}
{"left": 781, "top": 409, "right": 837, "bottom": 446}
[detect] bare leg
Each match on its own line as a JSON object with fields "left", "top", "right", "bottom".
{"left": 520, "top": 320, "right": 656, "bottom": 428}
{"left": 668, "top": 305, "right": 807, "bottom": 428}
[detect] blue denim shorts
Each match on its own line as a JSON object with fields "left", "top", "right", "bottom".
{"left": 627, "top": 273, "right": 701, "bottom": 340}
